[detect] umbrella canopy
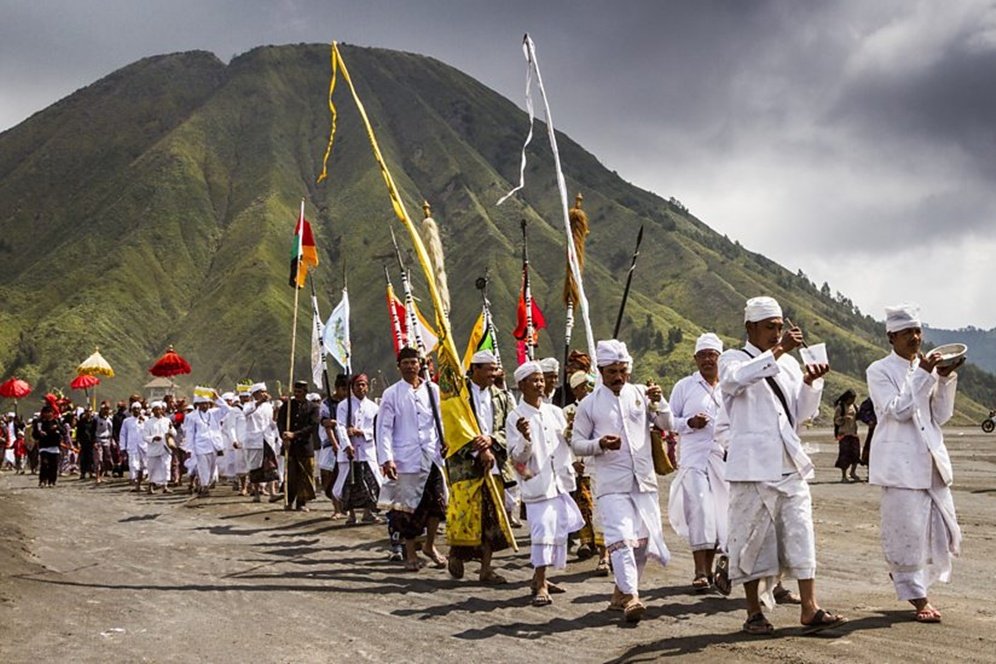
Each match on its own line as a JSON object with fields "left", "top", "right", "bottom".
{"left": 77, "top": 348, "right": 115, "bottom": 378}
{"left": 70, "top": 374, "right": 101, "bottom": 390}
{"left": 0, "top": 377, "right": 32, "bottom": 399}
{"left": 149, "top": 345, "right": 192, "bottom": 378}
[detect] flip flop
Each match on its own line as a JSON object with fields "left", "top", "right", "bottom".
{"left": 801, "top": 608, "right": 845, "bottom": 633}
{"left": 713, "top": 555, "right": 732, "bottom": 596}
{"left": 773, "top": 587, "right": 802, "bottom": 605}
{"left": 422, "top": 549, "right": 447, "bottom": 568}
{"left": 914, "top": 606, "right": 942, "bottom": 623}
{"left": 531, "top": 590, "right": 552, "bottom": 607}
{"left": 743, "top": 612, "right": 775, "bottom": 635}
{"left": 594, "top": 558, "right": 610, "bottom": 577}
{"left": 692, "top": 574, "right": 711, "bottom": 591}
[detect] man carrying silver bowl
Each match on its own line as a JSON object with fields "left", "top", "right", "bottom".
{"left": 866, "top": 303, "right": 965, "bottom": 624}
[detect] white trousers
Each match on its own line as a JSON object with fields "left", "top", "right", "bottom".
{"left": 527, "top": 493, "right": 584, "bottom": 569}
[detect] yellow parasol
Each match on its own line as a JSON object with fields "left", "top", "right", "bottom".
{"left": 77, "top": 347, "right": 115, "bottom": 409}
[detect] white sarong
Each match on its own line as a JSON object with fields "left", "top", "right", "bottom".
{"left": 880, "top": 470, "right": 961, "bottom": 601}
{"left": 668, "top": 453, "right": 729, "bottom": 551}
{"left": 727, "top": 473, "right": 815, "bottom": 607}
{"left": 246, "top": 447, "right": 264, "bottom": 471}
{"left": 195, "top": 452, "right": 217, "bottom": 487}
{"left": 128, "top": 448, "right": 147, "bottom": 480}
{"left": 527, "top": 493, "right": 585, "bottom": 569}
{"left": 147, "top": 453, "right": 170, "bottom": 485}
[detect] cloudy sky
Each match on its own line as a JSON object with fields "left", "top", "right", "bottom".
{"left": 3, "top": 0, "right": 994, "bottom": 329}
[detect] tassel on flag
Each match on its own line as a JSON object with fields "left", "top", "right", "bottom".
{"left": 289, "top": 201, "right": 319, "bottom": 289}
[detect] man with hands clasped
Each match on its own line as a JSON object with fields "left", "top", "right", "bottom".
{"left": 571, "top": 339, "right": 673, "bottom": 624}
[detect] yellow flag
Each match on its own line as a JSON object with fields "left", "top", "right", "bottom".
{"left": 462, "top": 312, "right": 486, "bottom": 370}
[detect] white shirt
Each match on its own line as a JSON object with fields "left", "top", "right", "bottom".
{"left": 375, "top": 379, "right": 443, "bottom": 474}
{"left": 183, "top": 402, "right": 231, "bottom": 455}
{"left": 507, "top": 398, "right": 576, "bottom": 503}
{"left": 866, "top": 351, "right": 957, "bottom": 489}
{"left": 243, "top": 400, "right": 275, "bottom": 449}
{"left": 718, "top": 342, "right": 823, "bottom": 482}
{"left": 470, "top": 382, "right": 494, "bottom": 436}
{"left": 119, "top": 415, "right": 145, "bottom": 453}
{"left": 336, "top": 396, "right": 379, "bottom": 463}
{"left": 669, "top": 372, "right": 723, "bottom": 470}
{"left": 143, "top": 415, "right": 175, "bottom": 457}
{"left": 571, "top": 382, "right": 673, "bottom": 497}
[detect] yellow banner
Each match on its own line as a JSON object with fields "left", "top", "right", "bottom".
{"left": 318, "top": 43, "right": 515, "bottom": 550}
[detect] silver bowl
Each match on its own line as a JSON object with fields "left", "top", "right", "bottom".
{"left": 931, "top": 343, "right": 967, "bottom": 368}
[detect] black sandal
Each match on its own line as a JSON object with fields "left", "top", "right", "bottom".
{"left": 742, "top": 612, "right": 774, "bottom": 635}
{"left": 713, "top": 555, "right": 732, "bottom": 596}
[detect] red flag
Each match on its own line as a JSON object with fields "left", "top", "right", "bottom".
{"left": 385, "top": 282, "right": 408, "bottom": 355}
{"left": 512, "top": 289, "right": 546, "bottom": 342}
{"left": 289, "top": 204, "right": 319, "bottom": 289}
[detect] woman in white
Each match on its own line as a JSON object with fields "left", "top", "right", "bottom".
{"left": 143, "top": 402, "right": 176, "bottom": 494}
{"left": 668, "top": 332, "right": 729, "bottom": 590}
{"left": 507, "top": 361, "right": 583, "bottom": 607}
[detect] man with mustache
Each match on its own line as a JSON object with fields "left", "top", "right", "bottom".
{"left": 571, "top": 339, "right": 673, "bottom": 623}
{"left": 719, "top": 296, "right": 842, "bottom": 635}
{"left": 866, "top": 304, "right": 963, "bottom": 624}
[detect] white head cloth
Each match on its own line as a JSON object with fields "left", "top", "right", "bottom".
{"left": 596, "top": 340, "right": 632, "bottom": 368}
{"left": 695, "top": 332, "right": 724, "bottom": 354}
{"left": 514, "top": 361, "right": 543, "bottom": 384}
{"left": 220, "top": 392, "right": 236, "bottom": 402}
{"left": 130, "top": 401, "right": 142, "bottom": 411}
{"left": 885, "top": 303, "right": 921, "bottom": 333}
{"left": 539, "top": 357, "right": 559, "bottom": 374}
{"left": 744, "top": 296, "right": 783, "bottom": 323}
{"left": 250, "top": 382, "right": 267, "bottom": 394}
{"left": 150, "top": 401, "right": 165, "bottom": 411}
{"left": 470, "top": 349, "right": 498, "bottom": 365}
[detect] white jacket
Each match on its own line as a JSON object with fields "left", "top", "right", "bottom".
{"left": 866, "top": 351, "right": 957, "bottom": 489}
{"left": 119, "top": 415, "right": 146, "bottom": 454}
{"left": 375, "top": 379, "right": 443, "bottom": 474}
{"left": 570, "top": 382, "right": 672, "bottom": 497}
{"left": 507, "top": 399, "right": 576, "bottom": 503}
{"left": 336, "top": 396, "right": 379, "bottom": 463}
{"left": 718, "top": 342, "right": 823, "bottom": 482}
{"left": 143, "top": 416, "right": 175, "bottom": 458}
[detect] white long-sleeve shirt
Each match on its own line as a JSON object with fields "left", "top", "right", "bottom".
{"left": 507, "top": 398, "right": 576, "bottom": 503}
{"left": 718, "top": 342, "right": 823, "bottom": 482}
{"left": 669, "top": 372, "right": 723, "bottom": 470}
{"left": 866, "top": 351, "right": 957, "bottom": 489}
{"left": 119, "top": 415, "right": 146, "bottom": 453}
{"left": 243, "top": 400, "right": 275, "bottom": 450}
{"left": 336, "top": 396, "right": 379, "bottom": 463}
{"left": 143, "top": 415, "right": 175, "bottom": 457}
{"left": 375, "top": 379, "right": 443, "bottom": 474}
{"left": 183, "top": 401, "right": 231, "bottom": 455}
{"left": 571, "top": 382, "right": 673, "bottom": 497}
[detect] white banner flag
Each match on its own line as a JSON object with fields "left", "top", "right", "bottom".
{"left": 323, "top": 288, "right": 351, "bottom": 372}
{"left": 310, "top": 292, "right": 326, "bottom": 389}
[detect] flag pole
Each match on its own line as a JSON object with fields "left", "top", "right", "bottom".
{"left": 284, "top": 198, "right": 306, "bottom": 509}
{"left": 613, "top": 224, "right": 645, "bottom": 339}
{"left": 521, "top": 219, "right": 536, "bottom": 361}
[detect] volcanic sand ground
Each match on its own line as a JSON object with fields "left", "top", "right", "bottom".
{"left": 2, "top": 427, "right": 996, "bottom": 663}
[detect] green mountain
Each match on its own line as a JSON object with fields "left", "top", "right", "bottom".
{"left": 0, "top": 43, "right": 991, "bottom": 422}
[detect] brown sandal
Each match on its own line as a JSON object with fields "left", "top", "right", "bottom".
{"left": 743, "top": 612, "right": 774, "bottom": 635}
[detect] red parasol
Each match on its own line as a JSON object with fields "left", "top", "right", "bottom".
{"left": 0, "top": 377, "right": 32, "bottom": 399}
{"left": 70, "top": 374, "right": 100, "bottom": 390}
{"left": 149, "top": 345, "right": 192, "bottom": 378}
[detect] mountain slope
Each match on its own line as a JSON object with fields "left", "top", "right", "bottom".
{"left": 0, "top": 43, "right": 990, "bottom": 422}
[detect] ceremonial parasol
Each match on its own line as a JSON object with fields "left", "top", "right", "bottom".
{"left": 0, "top": 377, "right": 32, "bottom": 416}
{"left": 149, "top": 345, "right": 191, "bottom": 396}
{"left": 77, "top": 347, "right": 114, "bottom": 408}
{"left": 70, "top": 374, "right": 100, "bottom": 403}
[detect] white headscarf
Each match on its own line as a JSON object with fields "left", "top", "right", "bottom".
{"left": 539, "top": 357, "right": 559, "bottom": 374}
{"left": 744, "top": 296, "right": 782, "bottom": 323}
{"left": 470, "top": 349, "right": 498, "bottom": 365}
{"left": 694, "top": 332, "right": 724, "bottom": 354}
{"left": 885, "top": 303, "right": 921, "bottom": 333}
{"left": 596, "top": 340, "right": 632, "bottom": 367}
{"left": 514, "top": 361, "right": 543, "bottom": 384}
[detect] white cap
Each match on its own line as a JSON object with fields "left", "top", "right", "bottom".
{"left": 514, "top": 361, "right": 543, "bottom": 384}
{"left": 569, "top": 371, "right": 590, "bottom": 389}
{"left": 694, "top": 332, "right": 724, "bottom": 354}
{"left": 596, "top": 340, "right": 632, "bottom": 367}
{"left": 250, "top": 382, "right": 267, "bottom": 394}
{"left": 130, "top": 401, "right": 142, "bottom": 411}
{"left": 744, "top": 296, "right": 783, "bottom": 323}
{"left": 150, "top": 401, "right": 165, "bottom": 411}
{"left": 885, "top": 304, "right": 921, "bottom": 333}
{"left": 470, "top": 349, "right": 498, "bottom": 365}
{"left": 221, "top": 392, "right": 236, "bottom": 402}
{"left": 539, "top": 357, "right": 559, "bottom": 374}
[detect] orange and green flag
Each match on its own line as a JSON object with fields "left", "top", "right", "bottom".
{"left": 289, "top": 200, "right": 318, "bottom": 289}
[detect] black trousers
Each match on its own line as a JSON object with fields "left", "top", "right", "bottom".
{"left": 39, "top": 451, "right": 59, "bottom": 485}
